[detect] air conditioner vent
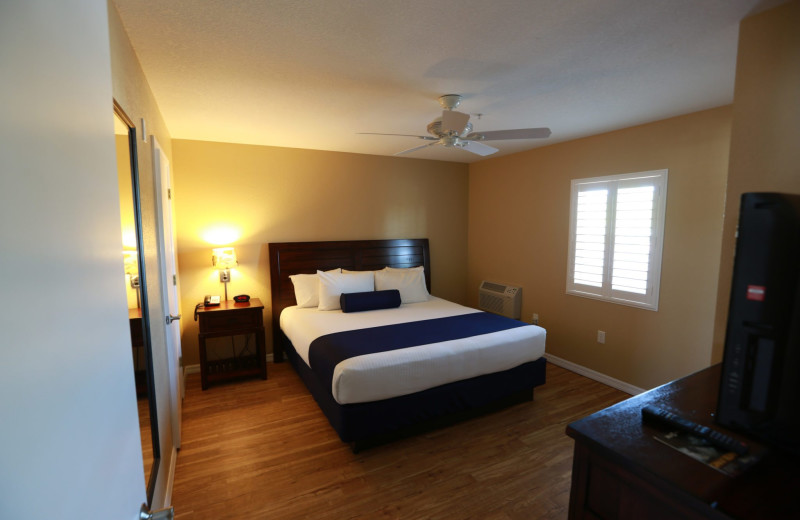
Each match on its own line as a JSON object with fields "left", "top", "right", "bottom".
{"left": 478, "top": 281, "right": 522, "bottom": 319}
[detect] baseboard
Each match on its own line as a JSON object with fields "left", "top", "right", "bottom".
{"left": 163, "top": 445, "right": 178, "bottom": 507}
{"left": 544, "top": 353, "right": 645, "bottom": 395}
{"left": 151, "top": 444, "right": 178, "bottom": 511}
{"left": 185, "top": 354, "right": 274, "bottom": 376}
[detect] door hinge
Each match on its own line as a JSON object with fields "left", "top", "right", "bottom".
{"left": 167, "top": 188, "right": 172, "bottom": 200}
{"left": 172, "top": 274, "right": 177, "bottom": 286}
{"left": 140, "top": 503, "right": 174, "bottom": 520}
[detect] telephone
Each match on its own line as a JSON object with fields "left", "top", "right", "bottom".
{"left": 194, "top": 295, "right": 221, "bottom": 321}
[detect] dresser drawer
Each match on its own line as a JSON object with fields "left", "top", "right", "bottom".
{"left": 199, "top": 308, "right": 261, "bottom": 334}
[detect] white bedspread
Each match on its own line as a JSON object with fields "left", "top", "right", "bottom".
{"left": 280, "top": 297, "right": 546, "bottom": 404}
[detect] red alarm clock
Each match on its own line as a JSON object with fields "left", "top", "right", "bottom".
{"left": 233, "top": 294, "right": 250, "bottom": 303}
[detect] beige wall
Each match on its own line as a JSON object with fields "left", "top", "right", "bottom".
{"left": 108, "top": 1, "right": 176, "bottom": 505}
{"left": 711, "top": 0, "right": 800, "bottom": 361}
{"left": 172, "top": 140, "right": 469, "bottom": 365}
{"left": 468, "top": 107, "right": 732, "bottom": 389}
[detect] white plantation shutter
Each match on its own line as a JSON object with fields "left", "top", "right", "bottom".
{"left": 611, "top": 183, "right": 655, "bottom": 294}
{"left": 567, "top": 170, "right": 667, "bottom": 310}
{"left": 573, "top": 188, "right": 609, "bottom": 288}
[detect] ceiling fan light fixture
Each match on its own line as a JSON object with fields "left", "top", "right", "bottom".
{"left": 442, "top": 136, "right": 460, "bottom": 148}
{"left": 427, "top": 119, "right": 473, "bottom": 139}
{"left": 361, "top": 94, "right": 550, "bottom": 157}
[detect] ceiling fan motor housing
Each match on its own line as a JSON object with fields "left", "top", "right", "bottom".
{"left": 438, "top": 94, "right": 463, "bottom": 110}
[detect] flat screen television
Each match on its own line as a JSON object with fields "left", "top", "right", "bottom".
{"left": 716, "top": 192, "right": 800, "bottom": 457}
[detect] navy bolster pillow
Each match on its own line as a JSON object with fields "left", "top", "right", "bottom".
{"left": 340, "top": 289, "right": 402, "bottom": 313}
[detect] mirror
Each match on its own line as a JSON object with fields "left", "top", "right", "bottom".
{"left": 114, "top": 102, "right": 160, "bottom": 504}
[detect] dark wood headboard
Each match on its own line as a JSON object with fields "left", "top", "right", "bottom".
{"left": 268, "top": 238, "right": 431, "bottom": 361}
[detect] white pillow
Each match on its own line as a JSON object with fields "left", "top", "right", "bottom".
{"left": 375, "top": 266, "right": 429, "bottom": 304}
{"left": 318, "top": 270, "right": 375, "bottom": 311}
{"left": 342, "top": 269, "right": 376, "bottom": 275}
{"left": 289, "top": 268, "right": 341, "bottom": 308}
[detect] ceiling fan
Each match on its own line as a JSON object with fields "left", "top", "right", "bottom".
{"left": 360, "top": 94, "right": 551, "bottom": 157}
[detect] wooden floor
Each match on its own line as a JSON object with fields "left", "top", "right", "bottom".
{"left": 171, "top": 361, "right": 628, "bottom": 520}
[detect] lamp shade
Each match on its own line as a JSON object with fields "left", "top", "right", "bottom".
{"left": 123, "top": 250, "right": 138, "bottom": 276}
{"left": 212, "top": 247, "right": 238, "bottom": 269}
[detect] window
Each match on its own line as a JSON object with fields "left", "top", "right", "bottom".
{"left": 567, "top": 170, "right": 668, "bottom": 310}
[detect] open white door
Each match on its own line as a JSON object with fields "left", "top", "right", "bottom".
{"left": 1, "top": 2, "right": 159, "bottom": 517}
{"left": 153, "top": 136, "right": 183, "bottom": 447}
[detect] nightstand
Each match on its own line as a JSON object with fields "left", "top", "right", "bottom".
{"left": 196, "top": 298, "right": 267, "bottom": 390}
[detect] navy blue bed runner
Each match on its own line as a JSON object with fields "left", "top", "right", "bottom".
{"left": 308, "top": 312, "right": 530, "bottom": 395}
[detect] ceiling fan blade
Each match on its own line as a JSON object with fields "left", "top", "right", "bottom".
{"left": 358, "top": 132, "right": 437, "bottom": 141}
{"left": 467, "top": 128, "right": 551, "bottom": 141}
{"left": 460, "top": 140, "right": 498, "bottom": 157}
{"left": 441, "top": 110, "right": 470, "bottom": 135}
{"left": 395, "top": 141, "right": 439, "bottom": 156}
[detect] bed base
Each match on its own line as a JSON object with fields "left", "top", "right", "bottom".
{"left": 280, "top": 330, "right": 546, "bottom": 452}
{"left": 268, "top": 238, "right": 547, "bottom": 451}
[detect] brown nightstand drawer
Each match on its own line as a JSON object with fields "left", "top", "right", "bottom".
{"left": 199, "top": 308, "right": 260, "bottom": 333}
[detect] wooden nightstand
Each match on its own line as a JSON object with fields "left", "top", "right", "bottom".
{"left": 196, "top": 298, "right": 267, "bottom": 390}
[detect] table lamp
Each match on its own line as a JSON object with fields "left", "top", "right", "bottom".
{"left": 212, "top": 247, "right": 238, "bottom": 301}
{"left": 123, "top": 250, "right": 140, "bottom": 307}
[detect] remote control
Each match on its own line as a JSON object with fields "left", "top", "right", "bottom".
{"left": 641, "top": 405, "right": 748, "bottom": 455}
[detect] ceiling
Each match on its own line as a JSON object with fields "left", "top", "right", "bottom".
{"left": 112, "top": 0, "right": 777, "bottom": 163}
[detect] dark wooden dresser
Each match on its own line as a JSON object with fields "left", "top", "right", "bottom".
{"left": 566, "top": 364, "right": 799, "bottom": 520}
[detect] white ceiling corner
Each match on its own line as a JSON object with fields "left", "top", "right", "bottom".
{"left": 112, "top": 0, "right": 774, "bottom": 163}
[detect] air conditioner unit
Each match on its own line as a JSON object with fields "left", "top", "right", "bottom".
{"left": 479, "top": 281, "right": 522, "bottom": 320}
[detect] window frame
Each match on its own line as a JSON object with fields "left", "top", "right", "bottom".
{"left": 566, "top": 169, "right": 668, "bottom": 311}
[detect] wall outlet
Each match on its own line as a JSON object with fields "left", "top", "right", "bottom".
{"left": 597, "top": 330, "right": 606, "bottom": 344}
{"left": 532, "top": 313, "right": 539, "bottom": 325}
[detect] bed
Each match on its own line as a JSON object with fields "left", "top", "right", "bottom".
{"left": 268, "top": 238, "right": 547, "bottom": 451}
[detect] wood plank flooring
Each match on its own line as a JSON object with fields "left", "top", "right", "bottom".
{"left": 171, "top": 362, "right": 628, "bottom": 519}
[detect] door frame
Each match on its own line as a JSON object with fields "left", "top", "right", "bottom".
{"left": 115, "top": 100, "right": 161, "bottom": 505}
{"left": 152, "top": 135, "right": 183, "bottom": 448}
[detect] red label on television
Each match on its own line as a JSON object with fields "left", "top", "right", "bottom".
{"left": 746, "top": 285, "right": 766, "bottom": 301}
